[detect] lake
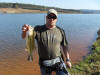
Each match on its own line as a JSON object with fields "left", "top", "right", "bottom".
{"left": 0, "top": 13, "right": 100, "bottom": 75}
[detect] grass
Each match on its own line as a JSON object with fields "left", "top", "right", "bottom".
{"left": 68, "top": 40, "right": 100, "bottom": 75}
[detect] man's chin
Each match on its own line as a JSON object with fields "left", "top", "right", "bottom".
{"left": 50, "top": 25, "right": 56, "bottom": 28}
{"left": 50, "top": 23, "right": 55, "bottom": 26}
{"left": 50, "top": 25, "right": 54, "bottom": 26}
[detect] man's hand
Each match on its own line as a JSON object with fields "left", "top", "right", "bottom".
{"left": 66, "top": 61, "right": 72, "bottom": 68}
{"left": 22, "top": 24, "right": 30, "bottom": 39}
{"left": 22, "top": 24, "right": 29, "bottom": 32}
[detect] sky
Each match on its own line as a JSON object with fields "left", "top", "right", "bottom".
{"left": 0, "top": 0, "right": 100, "bottom": 10}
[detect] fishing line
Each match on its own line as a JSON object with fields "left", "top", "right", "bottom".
{"left": 59, "top": 9, "right": 63, "bottom": 29}
{"left": 42, "top": 0, "right": 46, "bottom": 25}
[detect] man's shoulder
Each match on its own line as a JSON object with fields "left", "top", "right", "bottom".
{"left": 35, "top": 25, "right": 45, "bottom": 28}
{"left": 56, "top": 26, "right": 66, "bottom": 37}
{"left": 34, "top": 25, "right": 45, "bottom": 31}
{"left": 56, "top": 26, "right": 64, "bottom": 32}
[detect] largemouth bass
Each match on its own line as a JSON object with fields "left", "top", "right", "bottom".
{"left": 25, "top": 26, "right": 36, "bottom": 61}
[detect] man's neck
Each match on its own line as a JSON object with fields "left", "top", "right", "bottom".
{"left": 46, "top": 24, "right": 56, "bottom": 29}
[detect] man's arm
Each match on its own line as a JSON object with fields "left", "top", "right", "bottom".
{"left": 62, "top": 46, "right": 72, "bottom": 68}
{"left": 60, "top": 28, "right": 72, "bottom": 68}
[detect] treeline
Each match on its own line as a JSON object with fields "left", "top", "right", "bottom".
{"left": 0, "top": 3, "right": 80, "bottom": 13}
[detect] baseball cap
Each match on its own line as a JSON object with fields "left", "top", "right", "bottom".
{"left": 47, "top": 9, "right": 57, "bottom": 17}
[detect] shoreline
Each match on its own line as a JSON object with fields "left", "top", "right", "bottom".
{"left": 0, "top": 8, "right": 80, "bottom": 14}
{"left": 69, "top": 30, "right": 100, "bottom": 75}
{"left": 0, "top": 8, "right": 47, "bottom": 14}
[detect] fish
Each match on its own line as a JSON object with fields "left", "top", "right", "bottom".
{"left": 25, "top": 26, "right": 36, "bottom": 61}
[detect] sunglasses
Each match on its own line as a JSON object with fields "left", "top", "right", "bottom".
{"left": 47, "top": 15, "right": 57, "bottom": 19}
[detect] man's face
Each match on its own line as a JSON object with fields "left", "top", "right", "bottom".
{"left": 46, "top": 13, "right": 57, "bottom": 26}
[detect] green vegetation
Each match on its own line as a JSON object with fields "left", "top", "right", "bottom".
{"left": 0, "top": 3, "right": 81, "bottom": 13}
{"left": 68, "top": 30, "right": 100, "bottom": 75}
{"left": 12, "top": 3, "right": 19, "bottom": 8}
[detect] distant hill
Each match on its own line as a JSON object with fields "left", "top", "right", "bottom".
{"left": 0, "top": 3, "right": 81, "bottom": 13}
{"left": 80, "top": 9, "right": 100, "bottom": 14}
{"left": 1, "top": 3, "right": 99, "bottom": 14}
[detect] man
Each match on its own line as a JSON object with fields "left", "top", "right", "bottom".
{"left": 22, "top": 9, "right": 72, "bottom": 75}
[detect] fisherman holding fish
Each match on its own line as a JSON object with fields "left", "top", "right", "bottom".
{"left": 22, "top": 9, "right": 72, "bottom": 75}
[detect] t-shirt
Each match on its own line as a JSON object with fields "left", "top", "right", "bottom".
{"left": 34, "top": 25, "right": 68, "bottom": 60}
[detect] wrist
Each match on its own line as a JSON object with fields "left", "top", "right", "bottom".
{"left": 66, "top": 59, "right": 70, "bottom": 62}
